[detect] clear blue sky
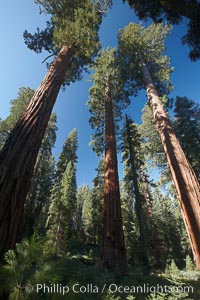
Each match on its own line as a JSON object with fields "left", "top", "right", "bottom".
{"left": 0, "top": 1, "right": 200, "bottom": 186}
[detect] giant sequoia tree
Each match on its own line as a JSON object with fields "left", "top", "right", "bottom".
{"left": 23, "top": 113, "right": 57, "bottom": 238}
{"left": 0, "top": 87, "right": 57, "bottom": 242}
{"left": 88, "top": 49, "right": 131, "bottom": 275}
{"left": 0, "top": 0, "right": 109, "bottom": 255}
{"left": 118, "top": 22, "right": 200, "bottom": 269}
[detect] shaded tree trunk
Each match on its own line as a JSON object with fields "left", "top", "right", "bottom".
{"left": 140, "top": 171, "right": 152, "bottom": 224}
{"left": 140, "top": 60, "right": 200, "bottom": 269}
{"left": 100, "top": 78, "right": 128, "bottom": 275}
{"left": 125, "top": 115, "right": 149, "bottom": 268}
{"left": 140, "top": 171, "right": 163, "bottom": 268}
{"left": 0, "top": 45, "right": 73, "bottom": 255}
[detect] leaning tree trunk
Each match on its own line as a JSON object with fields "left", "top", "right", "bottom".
{"left": 100, "top": 78, "right": 128, "bottom": 275}
{"left": 0, "top": 45, "right": 73, "bottom": 256}
{"left": 140, "top": 60, "right": 200, "bottom": 270}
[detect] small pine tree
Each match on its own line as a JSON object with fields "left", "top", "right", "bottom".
{"left": 0, "top": 237, "right": 42, "bottom": 300}
{"left": 82, "top": 185, "right": 94, "bottom": 244}
{"left": 91, "top": 159, "right": 104, "bottom": 246}
{"left": 0, "top": 87, "right": 34, "bottom": 149}
{"left": 169, "top": 259, "right": 180, "bottom": 276}
{"left": 185, "top": 255, "right": 195, "bottom": 271}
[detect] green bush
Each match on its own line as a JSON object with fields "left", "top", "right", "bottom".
{"left": 185, "top": 255, "right": 195, "bottom": 272}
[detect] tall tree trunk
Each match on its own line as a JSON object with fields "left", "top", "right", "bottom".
{"left": 100, "top": 78, "right": 128, "bottom": 275}
{"left": 125, "top": 115, "right": 149, "bottom": 268}
{"left": 140, "top": 60, "right": 200, "bottom": 270}
{"left": 0, "top": 45, "right": 73, "bottom": 255}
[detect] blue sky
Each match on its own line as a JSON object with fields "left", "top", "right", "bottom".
{"left": 0, "top": 1, "right": 200, "bottom": 186}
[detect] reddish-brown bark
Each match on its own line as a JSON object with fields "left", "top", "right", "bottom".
{"left": 141, "top": 60, "right": 200, "bottom": 269}
{"left": 100, "top": 78, "right": 128, "bottom": 275}
{"left": 0, "top": 45, "right": 73, "bottom": 255}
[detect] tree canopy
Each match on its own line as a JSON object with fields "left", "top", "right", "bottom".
{"left": 123, "top": 0, "right": 200, "bottom": 60}
{"left": 24, "top": 0, "right": 110, "bottom": 85}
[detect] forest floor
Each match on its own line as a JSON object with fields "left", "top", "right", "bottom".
{"left": 30, "top": 255, "right": 199, "bottom": 300}
{"left": 1, "top": 241, "right": 200, "bottom": 300}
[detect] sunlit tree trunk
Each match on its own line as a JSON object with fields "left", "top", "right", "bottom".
{"left": 100, "top": 78, "right": 128, "bottom": 275}
{"left": 0, "top": 45, "right": 73, "bottom": 255}
{"left": 141, "top": 59, "right": 200, "bottom": 269}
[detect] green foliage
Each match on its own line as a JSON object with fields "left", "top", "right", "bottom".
{"left": 118, "top": 23, "right": 179, "bottom": 198}
{"left": 123, "top": 0, "right": 200, "bottom": 61}
{"left": 56, "top": 128, "right": 78, "bottom": 177}
{"left": 2, "top": 248, "right": 200, "bottom": 300}
{"left": 76, "top": 160, "right": 104, "bottom": 246}
{"left": 173, "top": 96, "right": 200, "bottom": 178}
{"left": 139, "top": 104, "right": 167, "bottom": 170}
{"left": 61, "top": 161, "right": 77, "bottom": 237}
{"left": 24, "top": 0, "right": 109, "bottom": 85}
{"left": 151, "top": 189, "right": 190, "bottom": 268}
{"left": 91, "top": 159, "right": 104, "bottom": 246}
{"left": 118, "top": 22, "right": 173, "bottom": 97}
{"left": 147, "top": 291, "right": 192, "bottom": 300}
{"left": 0, "top": 87, "right": 34, "bottom": 149}
{"left": 120, "top": 179, "right": 135, "bottom": 262}
{"left": 165, "top": 259, "right": 180, "bottom": 276}
{"left": 1, "top": 6, "right": 199, "bottom": 300}
{"left": 121, "top": 115, "right": 151, "bottom": 266}
{"left": 121, "top": 115, "right": 144, "bottom": 171}
{"left": 139, "top": 103, "right": 175, "bottom": 189}
{"left": 0, "top": 237, "right": 43, "bottom": 299}
{"left": 52, "top": 1, "right": 100, "bottom": 54}
{"left": 23, "top": 113, "right": 57, "bottom": 238}
{"left": 76, "top": 186, "right": 86, "bottom": 238}
{"left": 123, "top": 0, "right": 182, "bottom": 22}
{"left": 104, "top": 291, "right": 121, "bottom": 300}
{"left": 81, "top": 185, "right": 94, "bottom": 242}
{"left": 46, "top": 129, "right": 78, "bottom": 254}
{"left": 185, "top": 255, "right": 195, "bottom": 272}
{"left": 88, "top": 48, "right": 131, "bottom": 155}
{"left": 126, "top": 296, "right": 136, "bottom": 300}
{"left": 0, "top": 87, "right": 58, "bottom": 239}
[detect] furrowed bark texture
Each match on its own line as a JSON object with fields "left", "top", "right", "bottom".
{"left": 141, "top": 60, "right": 200, "bottom": 269}
{"left": 100, "top": 78, "right": 128, "bottom": 275}
{"left": 0, "top": 45, "right": 73, "bottom": 255}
